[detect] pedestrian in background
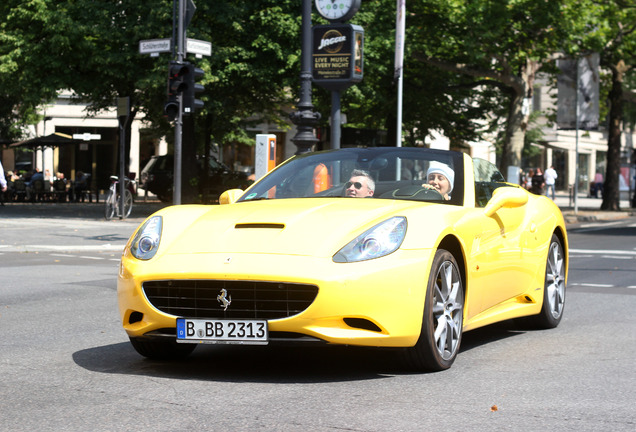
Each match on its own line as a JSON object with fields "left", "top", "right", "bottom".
{"left": 544, "top": 165, "right": 558, "bottom": 200}
{"left": 0, "top": 160, "right": 7, "bottom": 205}
{"left": 593, "top": 171, "right": 603, "bottom": 198}
{"left": 531, "top": 168, "right": 545, "bottom": 195}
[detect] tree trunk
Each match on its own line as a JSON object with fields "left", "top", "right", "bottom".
{"left": 499, "top": 59, "right": 538, "bottom": 178}
{"left": 601, "top": 61, "right": 626, "bottom": 211}
{"left": 500, "top": 91, "right": 526, "bottom": 172}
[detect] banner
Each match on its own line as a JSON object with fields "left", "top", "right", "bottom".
{"left": 557, "top": 53, "right": 600, "bottom": 130}
{"left": 394, "top": 0, "right": 406, "bottom": 80}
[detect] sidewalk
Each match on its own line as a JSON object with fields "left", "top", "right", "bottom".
{"left": 0, "top": 199, "right": 169, "bottom": 222}
{"left": 553, "top": 192, "right": 636, "bottom": 223}
{"left": 1, "top": 192, "right": 634, "bottom": 224}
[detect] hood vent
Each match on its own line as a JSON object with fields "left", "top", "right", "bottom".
{"left": 235, "top": 223, "right": 285, "bottom": 230}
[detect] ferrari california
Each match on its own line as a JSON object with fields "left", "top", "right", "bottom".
{"left": 118, "top": 147, "right": 567, "bottom": 371}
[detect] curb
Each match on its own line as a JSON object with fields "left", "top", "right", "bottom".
{"left": 560, "top": 209, "right": 635, "bottom": 224}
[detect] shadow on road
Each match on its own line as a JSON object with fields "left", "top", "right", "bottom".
{"left": 73, "top": 322, "right": 527, "bottom": 382}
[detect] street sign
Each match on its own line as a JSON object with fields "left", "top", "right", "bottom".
{"left": 73, "top": 133, "right": 102, "bottom": 141}
{"left": 187, "top": 38, "right": 212, "bottom": 57}
{"left": 139, "top": 39, "right": 172, "bottom": 56}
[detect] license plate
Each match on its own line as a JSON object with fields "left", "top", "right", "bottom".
{"left": 176, "top": 318, "right": 268, "bottom": 345}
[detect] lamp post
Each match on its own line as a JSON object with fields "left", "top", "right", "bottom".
{"left": 289, "top": 0, "right": 321, "bottom": 155}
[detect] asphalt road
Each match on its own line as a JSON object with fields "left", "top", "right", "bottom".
{"left": 0, "top": 205, "right": 635, "bottom": 431}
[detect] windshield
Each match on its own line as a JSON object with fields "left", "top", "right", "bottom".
{"left": 238, "top": 147, "right": 465, "bottom": 205}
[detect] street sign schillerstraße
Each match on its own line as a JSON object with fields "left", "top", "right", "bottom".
{"left": 139, "top": 39, "right": 172, "bottom": 55}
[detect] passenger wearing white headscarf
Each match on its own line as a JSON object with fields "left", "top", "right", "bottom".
{"left": 423, "top": 161, "right": 454, "bottom": 200}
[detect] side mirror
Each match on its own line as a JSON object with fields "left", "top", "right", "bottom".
{"left": 484, "top": 187, "right": 528, "bottom": 217}
{"left": 219, "top": 189, "right": 244, "bottom": 205}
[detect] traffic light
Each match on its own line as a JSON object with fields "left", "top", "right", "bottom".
{"left": 183, "top": 63, "right": 204, "bottom": 115}
{"left": 164, "top": 61, "right": 189, "bottom": 121}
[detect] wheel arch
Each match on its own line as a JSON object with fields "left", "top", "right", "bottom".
{"left": 437, "top": 234, "right": 467, "bottom": 294}
{"left": 552, "top": 225, "right": 569, "bottom": 278}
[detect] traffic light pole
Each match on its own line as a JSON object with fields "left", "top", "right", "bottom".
{"left": 172, "top": 0, "right": 186, "bottom": 205}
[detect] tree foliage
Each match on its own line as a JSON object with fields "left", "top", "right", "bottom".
{"left": 1, "top": 0, "right": 635, "bottom": 209}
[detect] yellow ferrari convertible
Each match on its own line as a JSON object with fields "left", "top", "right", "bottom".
{"left": 118, "top": 147, "right": 567, "bottom": 371}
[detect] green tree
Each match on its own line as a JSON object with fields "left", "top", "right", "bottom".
{"left": 572, "top": 0, "right": 636, "bottom": 210}
{"left": 0, "top": 0, "right": 73, "bottom": 143}
{"left": 406, "top": 0, "right": 572, "bottom": 172}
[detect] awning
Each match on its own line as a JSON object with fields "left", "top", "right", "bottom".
{"left": 9, "top": 132, "right": 81, "bottom": 149}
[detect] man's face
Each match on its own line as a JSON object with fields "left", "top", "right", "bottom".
{"left": 345, "top": 176, "right": 374, "bottom": 197}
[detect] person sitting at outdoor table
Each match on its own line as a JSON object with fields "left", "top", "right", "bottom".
{"left": 51, "top": 172, "right": 69, "bottom": 202}
{"left": 72, "top": 171, "right": 90, "bottom": 202}
{"left": 25, "top": 169, "right": 46, "bottom": 201}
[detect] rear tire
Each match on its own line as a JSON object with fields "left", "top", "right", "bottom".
{"left": 404, "top": 249, "right": 464, "bottom": 371}
{"left": 529, "top": 233, "right": 566, "bottom": 329}
{"left": 129, "top": 337, "right": 196, "bottom": 360}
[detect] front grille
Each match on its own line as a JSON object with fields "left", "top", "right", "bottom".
{"left": 143, "top": 280, "right": 319, "bottom": 319}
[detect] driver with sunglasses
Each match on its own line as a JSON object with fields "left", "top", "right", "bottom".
{"left": 344, "top": 169, "right": 375, "bottom": 198}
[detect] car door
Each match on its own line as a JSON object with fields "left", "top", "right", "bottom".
{"left": 470, "top": 194, "right": 531, "bottom": 312}
{"left": 467, "top": 161, "right": 534, "bottom": 314}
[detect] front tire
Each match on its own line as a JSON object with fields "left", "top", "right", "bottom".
{"left": 129, "top": 337, "right": 196, "bottom": 360}
{"left": 405, "top": 249, "right": 464, "bottom": 371}
{"left": 529, "top": 233, "right": 566, "bottom": 329}
{"left": 122, "top": 189, "right": 133, "bottom": 218}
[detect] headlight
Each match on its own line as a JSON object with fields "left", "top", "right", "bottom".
{"left": 333, "top": 217, "right": 407, "bottom": 263}
{"left": 130, "top": 216, "right": 162, "bottom": 260}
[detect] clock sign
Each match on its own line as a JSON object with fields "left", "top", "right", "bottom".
{"left": 315, "top": 0, "right": 361, "bottom": 23}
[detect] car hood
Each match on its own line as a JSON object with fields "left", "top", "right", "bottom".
{"left": 162, "top": 198, "right": 431, "bottom": 258}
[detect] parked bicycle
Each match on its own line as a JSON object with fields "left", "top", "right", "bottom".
{"left": 105, "top": 175, "right": 135, "bottom": 220}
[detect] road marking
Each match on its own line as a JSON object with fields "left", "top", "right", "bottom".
{"left": 579, "top": 221, "right": 624, "bottom": 228}
{"left": 79, "top": 255, "right": 105, "bottom": 260}
{"left": 2, "top": 244, "right": 126, "bottom": 252}
{"left": 569, "top": 248, "right": 636, "bottom": 256}
{"left": 576, "top": 283, "right": 615, "bottom": 288}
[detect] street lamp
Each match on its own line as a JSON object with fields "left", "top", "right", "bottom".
{"left": 289, "top": 0, "right": 321, "bottom": 154}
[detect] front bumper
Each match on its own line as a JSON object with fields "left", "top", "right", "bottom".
{"left": 118, "top": 248, "right": 433, "bottom": 348}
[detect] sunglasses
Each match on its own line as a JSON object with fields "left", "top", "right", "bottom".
{"left": 345, "top": 181, "right": 363, "bottom": 190}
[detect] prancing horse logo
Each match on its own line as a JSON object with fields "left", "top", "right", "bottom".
{"left": 217, "top": 289, "right": 232, "bottom": 311}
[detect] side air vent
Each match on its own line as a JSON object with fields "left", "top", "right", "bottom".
{"left": 343, "top": 318, "right": 383, "bottom": 333}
